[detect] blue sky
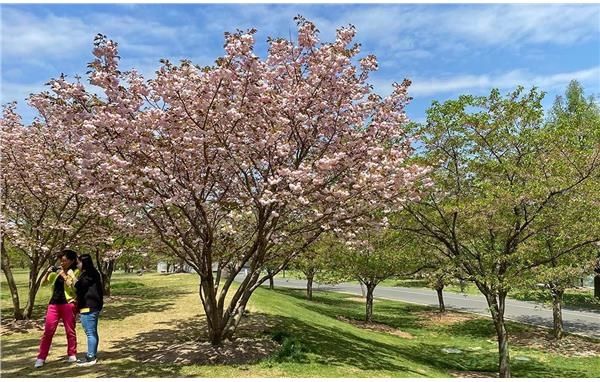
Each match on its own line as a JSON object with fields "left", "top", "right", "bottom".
{"left": 2, "top": 3, "right": 599, "bottom": 124}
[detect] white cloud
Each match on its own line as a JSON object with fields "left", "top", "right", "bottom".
{"left": 330, "top": 4, "right": 599, "bottom": 59}
{"left": 4, "top": 4, "right": 597, "bottom": 67}
{"left": 405, "top": 66, "right": 600, "bottom": 97}
{"left": 3, "top": 5, "right": 598, "bottom": 109}
{"left": 447, "top": 5, "right": 600, "bottom": 46}
{"left": 1, "top": 8, "right": 91, "bottom": 58}
{"left": 1, "top": 8, "right": 183, "bottom": 60}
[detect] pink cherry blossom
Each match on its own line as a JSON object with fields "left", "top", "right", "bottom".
{"left": 1, "top": 17, "right": 431, "bottom": 339}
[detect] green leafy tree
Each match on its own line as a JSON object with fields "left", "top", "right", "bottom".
{"left": 417, "top": 252, "right": 463, "bottom": 313}
{"left": 327, "top": 217, "right": 417, "bottom": 322}
{"left": 403, "top": 86, "right": 599, "bottom": 377}
{"left": 292, "top": 233, "right": 338, "bottom": 300}
{"left": 520, "top": 80, "right": 600, "bottom": 339}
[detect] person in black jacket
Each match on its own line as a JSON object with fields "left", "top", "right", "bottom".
{"left": 73, "top": 254, "right": 104, "bottom": 366}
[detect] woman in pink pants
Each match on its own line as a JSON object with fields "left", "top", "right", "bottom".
{"left": 34, "top": 249, "right": 80, "bottom": 368}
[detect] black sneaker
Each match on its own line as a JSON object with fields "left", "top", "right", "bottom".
{"left": 76, "top": 356, "right": 97, "bottom": 367}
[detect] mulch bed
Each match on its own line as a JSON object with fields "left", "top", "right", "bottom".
{"left": 336, "top": 315, "right": 415, "bottom": 339}
{"left": 509, "top": 326, "right": 600, "bottom": 357}
{"left": 416, "top": 310, "right": 475, "bottom": 326}
{"left": 126, "top": 311, "right": 284, "bottom": 366}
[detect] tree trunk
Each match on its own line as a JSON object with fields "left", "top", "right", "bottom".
{"left": 198, "top": 260, "right": 261, "bottom": 346}
{"left": 223, "top": 300, "right": 250, "bottom": 341}
{"left": 1, "top": 238, "right": 24, "bottom": 320}
{"left": 268, "top": 272, "right": 274, "bottom": 289}
{"left": 595, "top": 255, "right": 600, "bottom": 299}
{"left": 487, "top": 292, "right": 511, "bottom": 378}
{"left": 23, "top": 262, "right": 43, "bottom": 319}
{"left": 307, "top": 275, "right": 314, "bottom": 300}
{"left": 495, "top": 315, "right": 511, "bottom": 378}
{"left": 102, "top": 263, "right": 114, "bottom": 297}
{"left": 207, "top": 321, "right": 225, "bottom": 345}
{"left": 365, "top": 283, "right": 376, "bottom": 323}
{"left": 95, "top": 250, "right": 115, "bottom": 297}
{"left": 436, "top": 286, "right": 446, "bottom": 313}
{"left": 551, "top": 286, "right": 565, "bottom": 340}
{"left": 199, "top": 277, "right": 226, "bottom": 345}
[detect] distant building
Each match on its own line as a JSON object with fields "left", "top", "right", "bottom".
{"left": 157, "top": 261, "right": 250, "bottom": 276}
{"left": 156, "top": 261, "right": 194, "bottom": 274}
{"left": 157, "top": 262, "right": 168, "bottom": 273}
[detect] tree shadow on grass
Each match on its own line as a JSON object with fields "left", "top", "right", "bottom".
{"left": 1, "top": 354, "right": 185, "bottom": 378}
{"left": 3, "top": 285, "right": 592, "bottom": 378}
{"left": 267, "top": 316, "right": 429, "bottom": 375}
{"left": 292, "top": 304, "right": 593, "bottom": 377}
{"left": 0, "top": 336, "right": 41, "bottom": 374}
{"left": 0, "top": 337, "right": 80, "bottom": 378}
{"left": 101, "top": 313, "right": 282, "bottom": 368}
{"left": 268, "top": 287, "right": 596, "bottom": 378}
{"left": 1, "top": 309, "right": 432, "bottom": 377}
{"left": 104, "top": 312, "right": 430, "bottom": 377}
{"left": 444, "top": 316, "right": 545, "bottom": 340}
{"left": 391, "top": 341, "right": 593, "bottom": 378}
{"left": 443, "top": 317, "right": 496, "bottom": 339}
{"left": 0, "top": 304, "right": 50, "bottom": 325}
{"left": 0, "top": 283, "right": 190, "bottom": 330}
{"left": 1, "top": 337, "right": 40, "bottom": 355}
{"left": 100, "top": 285, "right": 190, "bottom": 322}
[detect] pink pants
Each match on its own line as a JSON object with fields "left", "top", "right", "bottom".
{"left": 37, "top": 303, "right": 78, "bottom": 360}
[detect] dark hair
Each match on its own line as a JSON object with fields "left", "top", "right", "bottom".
{"left": 60, "top": 249, "right": 78, "bottom": 271}
{"left": 78, "top": 254, "right": 99, "bottom": 274}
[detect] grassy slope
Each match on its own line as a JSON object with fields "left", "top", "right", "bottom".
{"left": 1, "top": 270, "right": 598, "bottom": 377}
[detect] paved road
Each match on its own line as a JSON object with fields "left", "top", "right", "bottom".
{"left": 270, "top": 278, "right": 600, "bottom": 339}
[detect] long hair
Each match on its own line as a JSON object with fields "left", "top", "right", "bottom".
{"left": 79, "top": 254, "right": 101, "bottom": 279}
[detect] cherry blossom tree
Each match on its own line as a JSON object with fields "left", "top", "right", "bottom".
{"left": 4, "top": 18, "right": 428, "bottom": 342}
{"left": 0, "top": 93, "right": 108, "bottom": 319}
{"left": 2, "top": 17, "right": 429, "bottom": 345}
{"left": 79, "top": 216, "right": 141, "bottom": 297}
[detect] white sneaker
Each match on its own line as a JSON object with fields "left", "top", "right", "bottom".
{"left": 34, "top": 358, "right": 45, "bottom": 368}
{"left": 66, "top": 355, "right": 77, "bottom": 363}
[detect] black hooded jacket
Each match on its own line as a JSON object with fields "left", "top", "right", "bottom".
{"left": 75, "top": 269, "right": 104, "bottom": 312}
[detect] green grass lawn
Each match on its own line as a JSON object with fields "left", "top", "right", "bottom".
{"left": 2, "top": 269, "right": 599, "bottom": 377}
